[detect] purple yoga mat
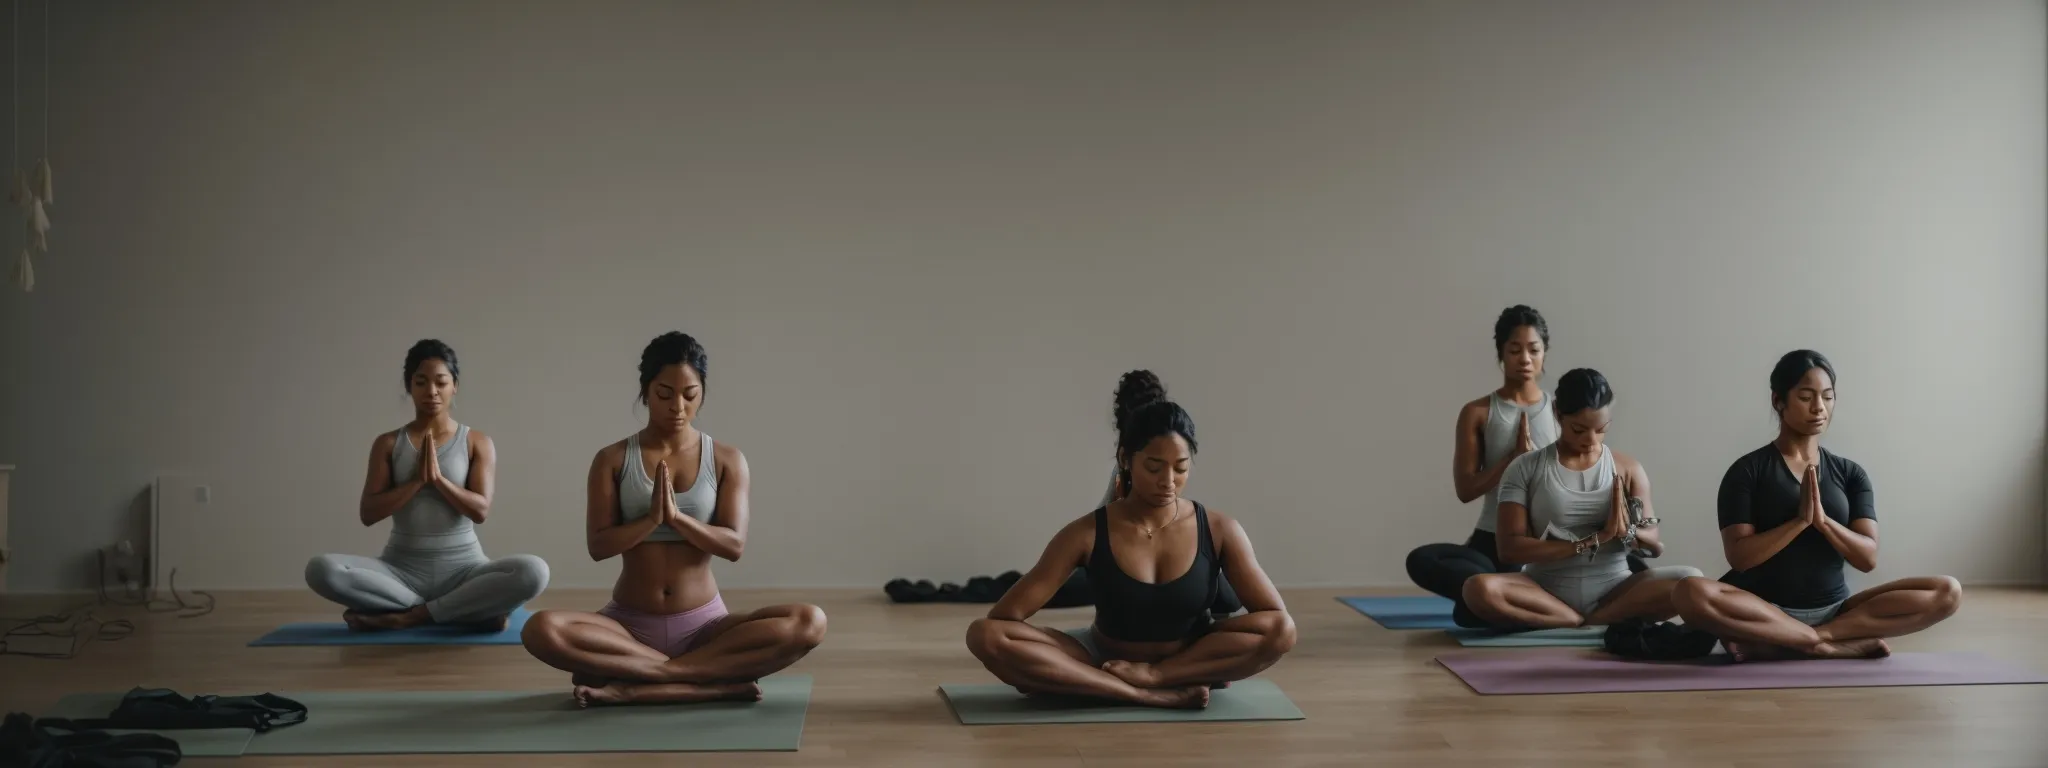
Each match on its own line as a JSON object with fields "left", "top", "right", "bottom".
{"left": 1437, "top": 648, "right": 2048, "bottom": 695}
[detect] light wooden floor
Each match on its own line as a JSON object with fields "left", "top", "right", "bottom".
{"left": 3, "top": 586, "right": 2046, "bottom": 767}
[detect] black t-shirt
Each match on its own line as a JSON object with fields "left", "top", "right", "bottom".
{"left": 1715, "top": 444, "right": 1876, "bottom": 608}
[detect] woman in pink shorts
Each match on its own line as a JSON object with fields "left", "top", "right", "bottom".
{"left": 520, "top": 331, "right": 828, "bottom": 706}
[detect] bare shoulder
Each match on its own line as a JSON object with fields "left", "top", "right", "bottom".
{"left": 591, "top": 439, "right": 628, "bottom": 473}
{"left": 466, "top": 427, "right": 494, "bottom": 452}
{"left": 1458, "top": 396, "right": 1491, "bottom": 427}
{"left": 713, "top": 440, "right": 748, "bottom": 473}
{"left": 370, "top": 430, "right": 398, "bottom": 454}
{"left": 1052, "top": 510, "right": 1098, "bottom": 549}
{"left": 1202, "top": 505, "right": 1249, "bottom": 541}
{"left": 1612, "top": 450, "right": 1649, "bottom": 481}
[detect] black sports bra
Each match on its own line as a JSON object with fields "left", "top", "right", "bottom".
{"left": 1084, "top": 501, "right": 1222, "bottom": 643}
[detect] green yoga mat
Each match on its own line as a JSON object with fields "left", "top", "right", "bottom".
{"left": 939, "top": 679, "right": 1304, "bottom": 725}
{"left": 45, "top": 693, "right": 256, "bottom": 757}
{"left": 50, "top": 676, "right": 812, "bottom": 756}
{"left": 1448, "top": 626, "right": 1608, "bottom": 647}
{"left": 243, "top": 676, "right": 812, "bottom": 755}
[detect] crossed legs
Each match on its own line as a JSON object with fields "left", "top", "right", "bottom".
{"left": 305, "top": 552, "right": 550, "bottom": 632}
{"left": 1463, "top": 566, "right": 1701, "bottom": 628}
{"left": 1672, "top": 576, "right": 1961, "bottom": 661}
{"left": 521, "top": 603, "right": 827, "bottom": 706}
{"left": 964, "top": 611, "right": 1295, "bottom": 709}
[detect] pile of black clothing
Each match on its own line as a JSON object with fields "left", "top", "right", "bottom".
{"left": 885, "top": 569, "right": 1095, "bottom": 607}
{"left": 0, "top": 688, "right": 306, "bottom": 767}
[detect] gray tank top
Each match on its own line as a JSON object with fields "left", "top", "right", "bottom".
{"left": 387, "top": 423, "right": 476, "bottom": 550}
{"left": 1476, "top": 391, "right": 1560, "bottom": 532}
{"left": 1499, "top": 443, "right": 1627, "bottom": 580}
{"left": 617, "top": 430, "right": 720, "bottom": 543}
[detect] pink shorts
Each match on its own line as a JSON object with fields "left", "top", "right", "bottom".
{"left": 598, "top": 594, "right": 730, "bottom": 658}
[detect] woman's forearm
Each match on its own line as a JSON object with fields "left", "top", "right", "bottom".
{"left": 1498, "top": 535, "right": 1583, "bottom": 566}
{"left": 433, "top": 476, "right": 491, "bottom": 523}
{"left": 359, "top": 481, "right": 423, "bottom": 526}
{"left": 1456, "top": 461, "right": 1514, "bottom": 504}
{"left": 1724, "top": 518, "right": 1809, "bottom": 572}
{"left": 670, "top": 515, "right": 745, "bottom": 561}
{"left": 1813, "top": 517, "right": 1878, "bottom": 571}
{"left": 587, "top": 514, "right": 665, "bottom": 561}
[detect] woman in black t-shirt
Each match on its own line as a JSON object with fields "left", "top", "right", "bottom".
{"left": 1672, "top": 350, "right": 1961, "bottom": 661}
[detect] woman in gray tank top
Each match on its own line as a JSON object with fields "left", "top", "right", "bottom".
{"left": 1461, "top": 369, "right": 1702, "bottom": 628}
{"left": 303, "top": 340, "right": 551, "bottom": 632}
{"left": 520, "top": 332, "right": 827, "bottom": 707}
{"left": 1403, "top": 306, "right": 1563, "bottom": 626}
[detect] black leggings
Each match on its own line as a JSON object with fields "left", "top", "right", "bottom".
{"left": 1406, "top": 529, "right": 1649, "bottom": 628}
{"left": 1406, "top": 530, "right": 1518, "bottom": 627}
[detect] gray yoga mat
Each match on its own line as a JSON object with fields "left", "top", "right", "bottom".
{"left": 240, "top": 676, "right": 812, "bottom": 754}
{"left": 45, "top": 692, "right": 256, "bottom": 757}
{"left": 1447, "top": 626, "right": 1608, "bottom": 647}
{"left": 1438, "top": 648, "right": 2048, "bottom": 695}
{"left": 939, "top": 679, "right": 1304, "bottom": 725}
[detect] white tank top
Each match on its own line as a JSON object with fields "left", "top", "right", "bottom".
{"left": 1476, "top": 391, "right": 1560, "bottom": 532}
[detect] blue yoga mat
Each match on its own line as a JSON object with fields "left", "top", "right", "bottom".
{"left": 1336, "top": 596, "right": 1458, "bottom": 630}
{"left": 249, "top": 608, "right": 533, "bottom": 646}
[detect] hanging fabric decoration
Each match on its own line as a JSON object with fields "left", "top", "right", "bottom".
{"left": 33, "top": 158, "right": 50, "bottom": 205}
{"left": 8, "top": 0, "right": 50, "bottom": 292}
{"left": 27, "top": 197, "right": 48, "bottom": 250}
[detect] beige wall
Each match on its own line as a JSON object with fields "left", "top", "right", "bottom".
{"left": 0, "top": 0, "right": 2041, "bottom": 592}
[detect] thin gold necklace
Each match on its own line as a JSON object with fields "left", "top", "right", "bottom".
{"left": 1132, "top": 499, "right": 1187, "bottom": 539}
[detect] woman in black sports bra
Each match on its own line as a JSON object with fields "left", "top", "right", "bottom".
{"left": 966, "top": 400, "right": 1296, "bottom": 709}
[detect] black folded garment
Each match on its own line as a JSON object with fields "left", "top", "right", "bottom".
{"left": 1602, "top": 619, "right": 1720, "bottom": 661}
{"left": 0, "top": 711, "right": 184, "bottom": 767}
{"left": 47, "top": 688, "right": 308, "bottom": 733}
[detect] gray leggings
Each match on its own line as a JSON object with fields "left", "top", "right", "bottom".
{"left": 305, "top": 544, "right": 549, "bottom": 625}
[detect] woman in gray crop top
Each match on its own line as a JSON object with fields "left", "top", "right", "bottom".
{"left": 304, "top": 340, "right": 550, "bottom": 632}
{"left": 520, "top": 332, "right": 826, "bottom": 707}
{"left": 1461, "top": 369, "right": 1702, "bottom": 628}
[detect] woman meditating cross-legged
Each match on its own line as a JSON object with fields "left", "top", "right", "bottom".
{"left": 1462, "top": 368, "right": 1702, "bottom": 628}
{"left": 1406, "top": 306, "right": 1563, "bottom": 627}
{"left": 304, "top": 340, "right": 550, "bottom": 632}
{"left": 967, "top": 400, "right": 1296, "bottom": 710}
{"left": 1672, "top": 350, "right": 1961, "bottom": 662}
{"left": 520, "top": 332, "right": 827, "bottom": 706}
{"left": 1093, "top": 370, "right": 1241, "bottom": 618}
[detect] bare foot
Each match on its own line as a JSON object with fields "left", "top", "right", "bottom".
{"left": 573, "top": 682, "right": 634, "bottom": 708}
{"left": 350, "top": 605, "right": 433, "bottom": 631}
{"left": 343, "top": 610, "right": 416, "bottom": 632}
{"left": 1133, "top": 685, "right": 1210, "bottom": 710}
{"left": 471, "top": 614, "right": 510, "bottom": 633}
{"left": 573, "top": 681, "right": 763, "bottom": 708}
{"left": 1810, "top": 637, "right": 1890, "bottom": 660}
{"left": 1100, "top": 660, "right": 1163, "bottom": 688}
